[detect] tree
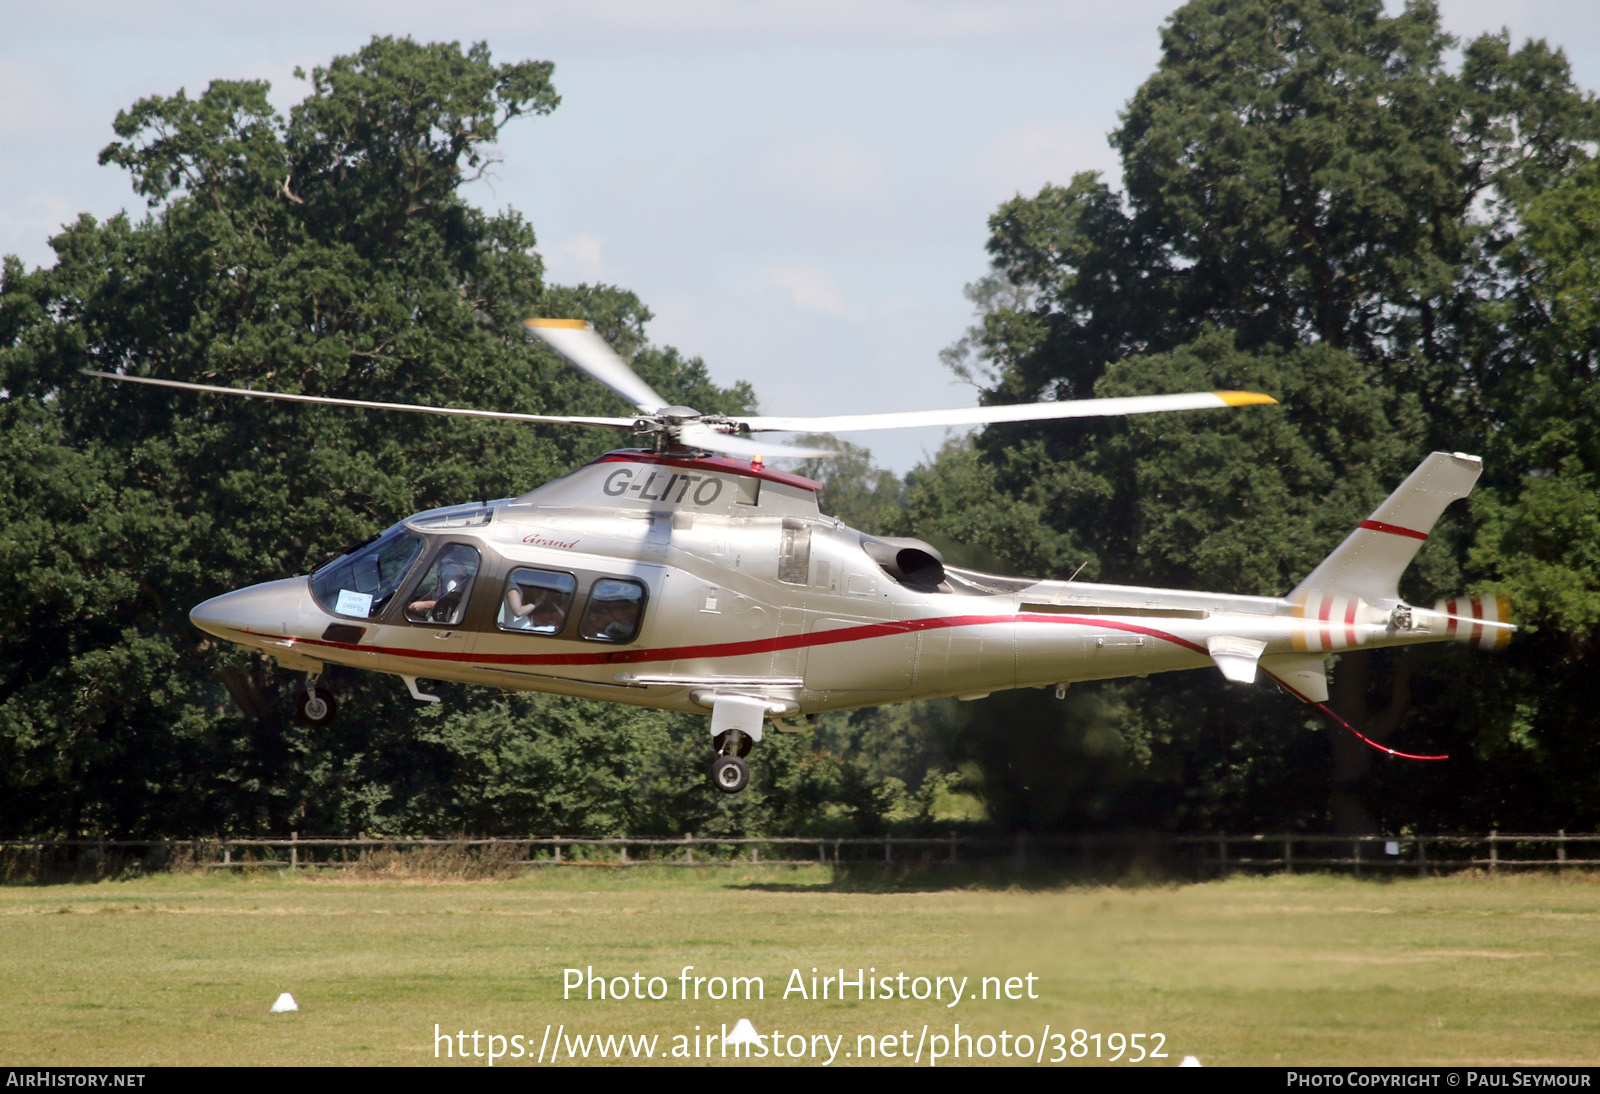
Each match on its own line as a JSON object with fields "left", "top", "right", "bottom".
{"left": 931, "top": 0, "right": 1600, "bottom": 832}
{"left": 0, "top": 38, "right": 764, "bottom": 838}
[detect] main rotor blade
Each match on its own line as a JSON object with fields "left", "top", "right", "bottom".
{"left": 523, "top": 319, "right": 668, "bottom": 416}
{"left": 677, "top": 423, "right": 837, "bottom": 460}
{"left": 736, "top": 391, "right": 1277, "bottom": 433}
{"left": 79, "top": 370, "right": 638, "bottom": 429}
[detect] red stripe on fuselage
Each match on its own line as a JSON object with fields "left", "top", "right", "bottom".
{"left": 240, "top": 612, "right": 1211, "bottom": 670}
{"left": 1359, "top": 519, "right": 1428, "bottom": 541}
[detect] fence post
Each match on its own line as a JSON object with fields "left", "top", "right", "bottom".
{"left": 290, "top": 831, "right": 298, "bottom": 870}
{"left": 554, "top": 835, "right": 562, "bottom": 865}
{"left": 1558, "top": 829, "right": 1567, "bottom": 874}
{"left": 1284, "top": 838, "right": 1293, "bottom": 875}
{"left": 884, "top": 833, "right": 892, "bottom": 865}
{"left": 1489, "top": 829, "right": 1497, "bottom": 874}
{"left": 686, "top": 833, "right": 694, "bottom": 866}
{"left": 620, "top": 836, "right": 629, "bottom": 867}
{"left": 1416, "top": 837, "right": 1427, "bottom": 878}
{"left": 222, "top": 841, "right": 232, "bottom": 867}
{"left": 1352, "top": 839, "right": 1361, "bottom": 877}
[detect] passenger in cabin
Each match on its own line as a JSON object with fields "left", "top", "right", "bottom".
{"left": 497, "top": 568, "right": 577, "bottom": 635}
{"left": 505, "top": 584, "right": 565, "bottom": 633}
{"left": 579, "top": 579, "right": 644, "bottom": 642}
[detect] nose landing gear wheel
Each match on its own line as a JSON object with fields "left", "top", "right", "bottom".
{"left": 295, "top": 687, "right": 337, "bottom": 727}
{"left": 711, "top": 754, "right": 749, "bottom": 795}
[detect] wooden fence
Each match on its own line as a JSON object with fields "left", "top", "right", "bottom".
{"left": 2, "top": 830, "right": 1598, "bottom": 876}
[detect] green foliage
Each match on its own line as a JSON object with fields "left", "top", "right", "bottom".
{"left": 923, "top": 0, "right": 1600, "bottom": 834}
{"left": 0, "top": 38, "right": 783, "bottom": 839}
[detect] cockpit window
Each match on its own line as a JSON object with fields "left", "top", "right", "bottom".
{"left": 404, "top": 544, "right": 481, "bottom": 626}
{"left": 578, "top": 578, "right": 646, "bottom": 644}
{"left": 311, "top": 528, "right": 424, "bottom": 619}
{"left": 498, "top": 568, "right": 578, "bottom": 635}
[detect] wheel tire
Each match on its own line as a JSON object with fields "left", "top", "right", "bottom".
{"left": 711, "top": 754, "right": 749, "bottom": 795}
{"left": 295, "top": 687, "right": 337, "bottom": 727}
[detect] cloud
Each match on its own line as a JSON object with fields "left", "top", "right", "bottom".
{"left": 542, "top": 234, "right": 607, "bottom": 281}
{"left": 759, "top": 264, "right": 851, "bottom": 318}
{"left": 966, "top": 118, "right": 1124, "bottom": 204}
{"left": 750, "top": 137, "right": 890, "bottom": 212}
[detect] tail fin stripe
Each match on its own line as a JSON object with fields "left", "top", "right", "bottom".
{"left": 1358, "top": 519, "right": 1429, "bottom": 541}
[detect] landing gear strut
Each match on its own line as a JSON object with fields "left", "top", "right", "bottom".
{"left": 295, "top": 673, "right": 337, "bottom": 727}
{"left": 705, "top": 694, "right": 775, "bottom": 795}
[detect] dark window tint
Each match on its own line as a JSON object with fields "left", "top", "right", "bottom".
{"left": 498, "top": 568, "right": 578, "bottom": 635}
{"left": 578, "top": 578, "right": 646, "bottom": 643}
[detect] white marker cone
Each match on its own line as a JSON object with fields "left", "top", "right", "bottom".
{"left": 1179, "top": 1055, "right": 1202, "bottom": 1067}
{"left": 724, "top": 1018, "right": 761, "bottom": 1045}
{"left": 270, "top": 992, "right": 299, "bottom": 1013}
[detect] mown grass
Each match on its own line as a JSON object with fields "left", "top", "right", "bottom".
{"left": 2, "top": 867, "right": 1597, "bottom": 1066}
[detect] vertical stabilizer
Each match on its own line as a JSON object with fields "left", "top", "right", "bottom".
{"left": 1290, "top": 452, "right": 1482, "bottom": 604}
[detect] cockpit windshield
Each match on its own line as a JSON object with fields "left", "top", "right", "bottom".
{"left": 310, "top": 527, "right": 424, "bottom": 619}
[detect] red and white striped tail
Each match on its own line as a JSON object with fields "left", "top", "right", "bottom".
{"left": 1432, "top": 595, "right": 1514, "bottom": 650}
{"left": 1290, "top": 592, "right": 1370, "bottom": 653}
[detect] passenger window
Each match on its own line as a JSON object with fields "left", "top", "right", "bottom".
{"left": 579, "top": 578, "right": 646, "bottom": 644}
{"left": 403, "top": 544, "right": 480, "bottom": 625}
{"left": 498, "top": 568, "right": 578, "bottom": 635}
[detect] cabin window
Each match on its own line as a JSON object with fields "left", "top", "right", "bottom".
{"left": 311, "top": 528, "right": 424, "bottom": 620}
{"left": 578, "top": 578, "right": 647, "bottom": 644}
{"left": 403, "top": 544, "right": 481, "bottom": 626}
{"left": 498, "top": 568, "right": 578, "bottom": 635}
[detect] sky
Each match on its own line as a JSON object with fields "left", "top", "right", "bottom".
{"left": 5, "top": 1, "right": 1599, "bottom": 473}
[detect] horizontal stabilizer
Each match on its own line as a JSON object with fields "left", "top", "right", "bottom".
{"left": 1259, "top": 653, "right": 1330, "bottom": 704}
{"left": 1292, "top": 452, "right": 1482, "bottom": 604}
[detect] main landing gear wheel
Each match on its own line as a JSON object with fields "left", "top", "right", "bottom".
{"left": 295, "top": 687, "right": 337, "bottom": 727}
{"left": 711, "top": 755, "right": 749, "bottom": 795}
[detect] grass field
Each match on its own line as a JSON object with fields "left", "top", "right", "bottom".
{"left": 3, "top": 866, "right": 1598, "bottom": 1067}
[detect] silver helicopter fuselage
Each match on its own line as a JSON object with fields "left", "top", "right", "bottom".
{"left": 191, "top": 448, "right": 1510, "bottom": 725}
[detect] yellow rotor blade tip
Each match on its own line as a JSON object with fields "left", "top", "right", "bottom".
{"left": 1215, "top": 391, "right": 1279, "bottom": 406}
{"left": 523, "top": 318, "right": 593, "bottom": 330}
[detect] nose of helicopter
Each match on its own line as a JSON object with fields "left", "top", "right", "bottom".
{"left": 190, "top": 578, "right": 312, "bottom": 640}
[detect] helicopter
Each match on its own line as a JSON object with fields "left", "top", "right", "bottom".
{"left": 84, "top": 319, "right": 1512, "bottom": 793}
